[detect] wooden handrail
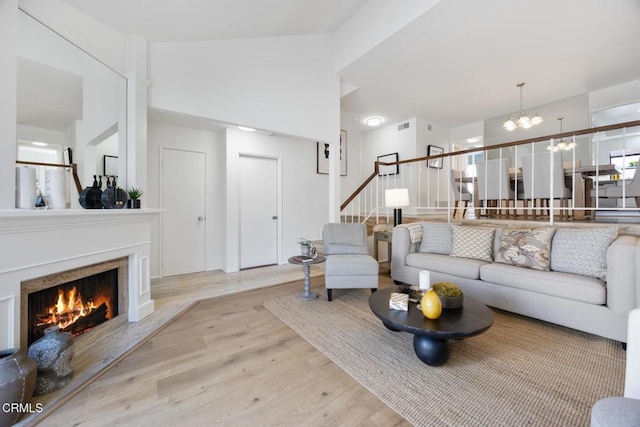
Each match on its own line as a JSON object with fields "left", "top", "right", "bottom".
{"left": 341, "top": 163, "right": 379, "bottom": 211}
{"left": 16, "top": 161, "right": 83, "bottom": 196}
{"left": 341, "top": 119, "right": 640, "bottom": 210}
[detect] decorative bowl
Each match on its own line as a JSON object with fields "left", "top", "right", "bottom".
{"left": 439, "top": 295, "right": 463, "bottom": 309}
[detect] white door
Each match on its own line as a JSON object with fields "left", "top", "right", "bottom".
{"left": 240, "top": 155, "right": 278, "bottom": 269}
{"left": 161, "top": 148, "right": 206, "bottom": 276}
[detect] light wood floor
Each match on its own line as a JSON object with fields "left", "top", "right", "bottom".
{"left": 39, "top": 263, "right": 408, "bottom": 426}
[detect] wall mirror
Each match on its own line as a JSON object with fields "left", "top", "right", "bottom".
{"left": 16, "top": 9, "right": 127, "bottom": 199}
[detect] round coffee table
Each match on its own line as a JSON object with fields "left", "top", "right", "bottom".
{"left": 288, "top": 256, "right": 326, "bottom": 300}
{"left": 369, "top": 287, "right": 493, "bottom": 366}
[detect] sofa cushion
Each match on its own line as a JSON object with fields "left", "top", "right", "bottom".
{"left": 450, "top": 226, "right": 495, "bottom": 262}
{"left": 418, "top": 222, "right": 453, "bottom": 254}
{"left": 550, "top": 227, "right": 618, "bottom": 280}
{"left": 406, "top": 252, "right": 487, "bottom": 280}
{"left": 325, "top": 254, "right": 378, "bottom": 276}
{"left": 480, "top": 263, "right": 606, "bottom": 305}
{"left": 495, "top": 227, "right": 555, "bottom": 271}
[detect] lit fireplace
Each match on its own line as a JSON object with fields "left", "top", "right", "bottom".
{"left": 27, "top": 269, "right": 118, "bottom": 346}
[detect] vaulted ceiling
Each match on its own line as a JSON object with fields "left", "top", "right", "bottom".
{"left": 60, "top": 0, "right": 640, "bottom": 132}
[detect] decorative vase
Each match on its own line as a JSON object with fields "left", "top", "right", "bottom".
{"left": 27, "top": 326, "right": 74, "bottom": 396}
{"left": 421, "top": 289, "right": 442, "bottom": 319}
{"left": 127, "top": 199, "right": 141, "bottom": 209}
{"left": 300, "top": 245, "right": 311, "bottom": 256}
{"left": 0, "top": 348, "right": 37, "bottom": 425}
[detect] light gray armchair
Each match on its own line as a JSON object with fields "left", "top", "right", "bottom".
{"left": 322, "top": 223, "right": 379, "bottom": 301}
{"left": 591, "top": 308, "right": 640, "bottom": 426}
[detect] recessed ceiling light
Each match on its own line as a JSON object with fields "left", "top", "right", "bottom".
{"left": 366, "top": 117, "right": 382, "bottom": 127}
{"left": 467, "top": 137, "right": 481, "bottom": 143}
{"left": 32, "top": 142, "right": 48, "bottom": 146}
{"left": 238, "top": 126, "right": 255, "bottom": 132}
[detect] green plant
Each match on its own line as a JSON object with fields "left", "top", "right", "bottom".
{"left": 432, "top": 282, "right": 463, "bottom": 297}
{"left": 298, "top": 238, "right": 314, "bottom": 247}
{"left": 629, "top": 161, "right": 638, "bottom": 167}
{"left": 127, "top": 187, "right": 144, "bottom": 200}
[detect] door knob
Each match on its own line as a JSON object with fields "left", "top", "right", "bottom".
{"left": 272, "top": 216, "right": 278, "bottom": 220}
{"left": 198, "top": 216, "right": 204, "bottom": 221}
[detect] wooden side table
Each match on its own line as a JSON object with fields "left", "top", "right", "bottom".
{"left": 374, "top": 230, "right": 393, "bottom": 262}
{"left": 288, "top": 256, "right": 326, "bottom": 300}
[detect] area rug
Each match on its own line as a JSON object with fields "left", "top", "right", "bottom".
{"left": 264, "top": 289, "right": 626, "bottom": 426}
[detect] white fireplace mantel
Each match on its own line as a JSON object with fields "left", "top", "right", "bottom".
{"left": 0, "top": 209, "right": 162, "bottom": 349}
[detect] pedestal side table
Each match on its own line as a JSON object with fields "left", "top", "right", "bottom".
{"left": 288, "top": 255, "right": 326, "bottom": 300}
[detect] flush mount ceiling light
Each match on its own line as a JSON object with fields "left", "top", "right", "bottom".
{"left": 503, "top": 82, "right": 543, "bottom": 131}
{"left": 547, "top": 117, "right": 576, "bottom": 151}
{"left": 32, "top": 141, "right": 48, "bottom": 146}
{"left": 366, "top": 117, "right": 382, "bottom": 127}
{"left": 237, "top": 126, "right": 255, "bottom": 132}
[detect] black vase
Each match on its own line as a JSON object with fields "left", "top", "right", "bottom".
{"left": 0, "top": 348, "right": 37, "bottom": 425}
{"left": 28, "top": 326, "right": 74, "bottom": 396}
{"left": 127, "top": 199, "right": 141, "bottom": 209}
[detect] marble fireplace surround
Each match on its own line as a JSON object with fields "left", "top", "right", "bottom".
{"left": 0, "top": 209, "right": 161, "bottom": 350}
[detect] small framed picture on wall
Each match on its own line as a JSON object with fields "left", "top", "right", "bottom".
{"left": 317, "top": 130, "right": 347, "bottom": 175}
{"left": 427, "top": 145, "right": 444, "bottom": 169}
{"left": 377, "top": 152, "right": 399, "bottom": 176}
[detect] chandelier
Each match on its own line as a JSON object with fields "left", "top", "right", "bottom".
{"left": 547, "top": 117, "right": 576, "bottom": 151}
{"left": 502, "top": 82, "right": 543, "bottom": 131}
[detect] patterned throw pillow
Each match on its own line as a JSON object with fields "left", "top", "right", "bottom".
{"left": 325, "top": 223, "right": 365, "bottom": 246}
{"left": 495, "top": 227, "right": 555, "bottom": 271}
{"left": 450, "top": 226, "right": 495, "bottom": 262}
{"left": 550, "top": 227, "right": 618, "bottom": 280}
{"left": 418, "top": 222, "right": 453, "bottom": 255}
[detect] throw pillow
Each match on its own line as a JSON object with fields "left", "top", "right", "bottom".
{"left": 550, "top": 227, "right": 618, "bottom": 280}
{"left": 418, "top": 222, "right": 453, "bottom": 255}
{"left": 325, "top": 223, "right": 365, "bottom": 246}
{"left": 450, "top": 226, "right": 495, "bottom": 262}
{"left": 495, "top": 227, "right": 555, "bottom": 271}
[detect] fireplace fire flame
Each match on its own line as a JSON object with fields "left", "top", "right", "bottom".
{"left": 36, "top": 286, "right": 112, "bottom": 334}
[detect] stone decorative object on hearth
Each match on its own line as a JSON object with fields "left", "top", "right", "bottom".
{"left": 0, "top": 348, "right": 37, "bottom": 425}
{"left": 27, "top": 325, "right": 74, "bottom": 396}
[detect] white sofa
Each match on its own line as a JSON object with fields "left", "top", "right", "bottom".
{"left": 391, "top": 222, "right": 639, "bottom": 342}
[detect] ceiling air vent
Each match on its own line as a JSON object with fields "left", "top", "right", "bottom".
{"left": 397, "top": 122, "right": 410, "bottom": 131}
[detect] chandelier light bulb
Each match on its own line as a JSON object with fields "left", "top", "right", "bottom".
{"left": 503, "top": 118, "right": 517, "bottom": 131}
{"left": 530, "top": 113, "right": 543, "bottom": 125}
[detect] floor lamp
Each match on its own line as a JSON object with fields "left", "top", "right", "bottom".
{"left": 385, "top": 188, "right": 410, "bottom": 226}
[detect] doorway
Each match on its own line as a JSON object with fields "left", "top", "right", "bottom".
{"left": 161, "top": 148, "right": 206, "bottom": 277}
{"left": 239, "top": 155, "right": 279, "bottom": 269}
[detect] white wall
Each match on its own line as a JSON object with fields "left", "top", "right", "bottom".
{"left": 0, "top": 0, "right": 18, "bottom": 209}
{"left": 224, "top": 129, "right": 329, "bottom": 272}
{"left": 590, "top": 79, "right": 640, "bottom": 112}
{"left": 147, "top": 121, "right": 225, "bottom": 278}
{"left": 339, "top": 110, "right": 363, "bottom": 200}
{"left": 148, "top": 34, "right": 340, "bottom": 144}
{"left": 416, "top": 118, "right": 451, "bottom": 208}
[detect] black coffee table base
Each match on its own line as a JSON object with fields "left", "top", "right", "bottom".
{"left": 369, "top": 288, "right": 493, "bottom": 367}
{"left": 413, "top": 335, "right": 449, "bottom": 366}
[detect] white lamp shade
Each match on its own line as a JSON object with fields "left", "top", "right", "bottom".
{"left": 385, "top": 188, "right": 410, "bottom": 208}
